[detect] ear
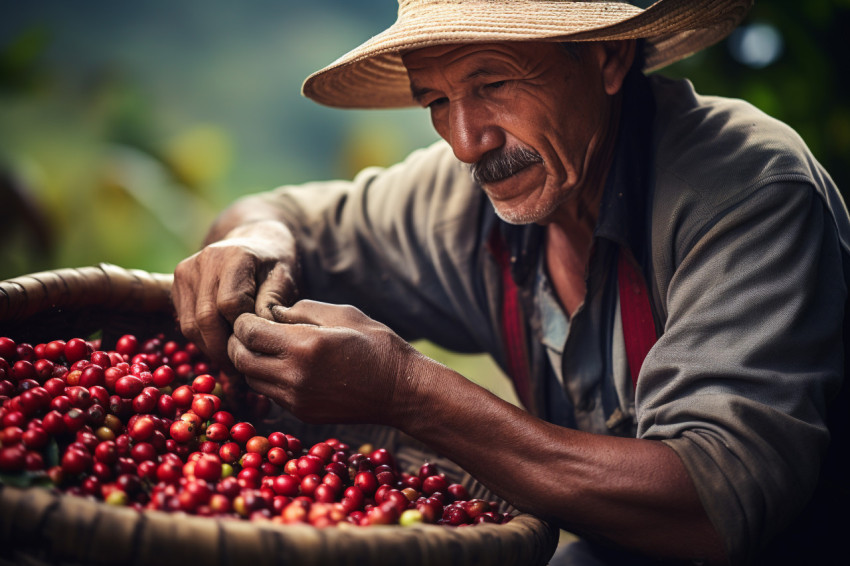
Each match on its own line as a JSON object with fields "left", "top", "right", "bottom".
{"left": 599, "top": 40, "right": 636, "bottom": 96}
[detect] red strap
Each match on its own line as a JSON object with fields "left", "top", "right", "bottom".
{"left": 618, "top": 251, "right": 658, "bottom": 389}
{"left": 492, "top": 230, "right": 657, "bottom": 406}
{"left": 490, "top": 230, "right": 536, "bottom": 412}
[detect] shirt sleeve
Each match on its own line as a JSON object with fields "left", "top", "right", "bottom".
{"left": 247, "top": 141, "right": 503, "bottom": 355}
{"left": 636, "top": 181, "right": 846, "bottom": 564}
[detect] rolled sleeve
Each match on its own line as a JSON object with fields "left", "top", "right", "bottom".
{"left": 249, "top": 141, "right": 502, "bottom": 354}
{"left": 636, "top": 182, "right": 846, "bottom": 564}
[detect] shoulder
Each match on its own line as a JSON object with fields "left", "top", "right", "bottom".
{"left": 647, "top": 75, "right": 850, "bottom": 257}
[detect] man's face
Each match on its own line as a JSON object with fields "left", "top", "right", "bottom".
{"left": 403, "top": 42, "right": 615, "bottom": 225}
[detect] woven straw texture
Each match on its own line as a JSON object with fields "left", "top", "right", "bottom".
{"left": 0, "top": 264, "right": 559, "bottom": 566}
{"left": 302, "top": 0, "right": 753, "bottom": 108}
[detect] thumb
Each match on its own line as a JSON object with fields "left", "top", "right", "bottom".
{"left": 255, "top": 263, "right": 299, "bottom": 320}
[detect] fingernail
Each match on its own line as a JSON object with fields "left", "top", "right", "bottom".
{"left": 270, "top": 304, "right": 287, "bottom": 321}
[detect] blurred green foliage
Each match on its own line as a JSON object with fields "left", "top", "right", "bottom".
{"left": 0, "top": 1, "right": 846, "bottom": 401}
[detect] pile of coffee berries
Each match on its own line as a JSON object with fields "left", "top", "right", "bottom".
{"left": 0, "top": 334, "right": 512, "bottom": 527}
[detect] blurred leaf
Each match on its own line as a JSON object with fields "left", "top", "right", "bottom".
{"left": 163, "top": 124, "right": 233, "bottom": 191}
{"left": 0, "top": 26, "right": 50, "bottom": 93}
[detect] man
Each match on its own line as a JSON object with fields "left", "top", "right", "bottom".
{"left": 172, "top": 1, "right": 849, "bottom": 564}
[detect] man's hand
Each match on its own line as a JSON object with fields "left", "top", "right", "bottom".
{"left": 172, "top": 220, "right": 299, "bottom": 372}
{"left": 226, "top": 301, "right": 425, "bottom": 427}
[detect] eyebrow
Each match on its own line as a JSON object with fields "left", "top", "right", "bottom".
{"left": 409, "top": 67, "right": 502, "bottom": 104}
{"left": 410, "top": 83, "right": 431, "bottom": 104}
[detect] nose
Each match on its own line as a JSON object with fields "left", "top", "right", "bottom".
{"left": 446, "top": 99, "right": 504, "bottom": 165}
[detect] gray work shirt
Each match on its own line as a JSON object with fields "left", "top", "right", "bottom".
{"left": 253, "top": 74, "right": 849, "bottom": 564}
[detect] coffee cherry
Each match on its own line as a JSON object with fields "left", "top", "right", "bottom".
{"left": 128, "top": 415, "right": 155, "bottom": 441}
{"left": 171, "top": 385, "right": 194, "bottom": 409}
{"left": 132, "top": 391, "right": 157, "bottom": 414}
{"left": 152, "top": 365, "right": 175, "bottom": 388}
{"left": 240, "top": 452, "right": 264, "bottom": 469}
{"left": 34, "top": 359, "right": 55, "bottom": 382}
{"left": 205, "top": 422, "right": 228, "bottom": 442}
{"left": 237, "top": 467, "right": 262, "bottom": 489}
{"left": 90, "top": 351, "right": 111, "bottom": 369}
{"left": 229, "top": 422, "right": 256, "bottom": 445}
{"left": 62, "top": 408, "right": 87, "bottom": 432}
{"left": 114, "top": 375, "right": 144, "bottom": 399}
{"left": 354, "top": 471, "right": 378, "bottom": 495}
{"left": 268, "top": 431, "right": 288, "bottom": 450}
{"left": 422, "top": 474, "right": 449, "bottom": 496}
{"left": 463, "top": 499, "right": 492, "bottom": 520}
{"left": 246, "top": 436, "right": 271, "bottom": 456}
{"left": 11, "top": 360, "right": 36, "bottom": 382}
{"left": 79, "top": 365, "right": 105, "bottom": 388}
{"left": 399, "top": 508, "right": 424, "bottom": 527}
{"left": 169, "top": 419, "right": 196, "bottom": 443}
{"left": 416, "top": 498, "right": 443, "bottom": 523}
{"left": 15, "top": 343, "right": 35, "bottom": 362}
{"left": 130, "top": 441, "right": 156, "bottom": 463}
{"left": 115, "top": 335, "right": 139, "bottom": 358}
{"left": 295, "top": 455, "right": 323, "bottom": 478}
{"left": 442, "top": 503, "right": 470, "bottom": 526}
{"left": 0, "top": 337, "right": 18, "bottom": 360}
{"left": 190, "top": 394, "right": 216, "bottom": 420}
{"left": 300, "top": 474, "right": 322, "bottom": 497}
{"left": 448, "top": 483, "right": 470, "bottom": 502}
{"left": 193, "top": 454, "right": 223, "bottom": 482}
{"left": 21, "top": 426, "right": 49, "bottom": 450}
{"left": 0, "top": 445, "right": 26, "bottom": 471}
{"left": 418, "top": 462, "right": 439, "bottom": 480}
{"left": 272, "top": 474, "right": 300, "bottom": 497}
{"left": 157, "top": 394, "right": 177, "bottom": 419}
{"left": 309, "top": 442, "right": 334, "bottom": 463}
{"left": 61, "top": 446, "right": 93, "bottom": 476}
{"left": 219, "top": 442, "right": 241, "bottom": 464}
{"left": 191, "top": 374, "right": 216, "bottom": 394}
{"left": 64, "top": 339, "right": 90, "bottom": 364}
{"left": 211, "top": 410, "right": 236, "bottom": 428}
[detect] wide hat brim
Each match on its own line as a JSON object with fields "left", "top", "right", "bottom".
{"left": 302, "top": 0, "right": 753, "bottom": 109}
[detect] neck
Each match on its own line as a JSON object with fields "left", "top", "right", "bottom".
{"left": 544, "top": 92, "right": 622, "bottom": 316}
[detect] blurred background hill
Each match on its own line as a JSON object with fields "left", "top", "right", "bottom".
{"left": 2, "top": 0, "right": 848, "bottom": 401}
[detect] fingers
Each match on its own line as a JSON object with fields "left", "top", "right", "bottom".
{"left": 173, "top": 251, "right": 257, "bottom": 372}
{"left": 174, "top": 255, "right": 227, "bottom": 354}
{"left": 255, "top": 263, "right": 298, "bottom": 320}
{"left": 231, "top": 313, "right": 292, "bottom": 356}
{"left": 228, "top": 323, "right": 283, "bottom": 377}
{"left": 270, "top": 300, "right": 368, "bottom": 328}
{"left": 216, "top": 262, "right": 260, "bottom": 325}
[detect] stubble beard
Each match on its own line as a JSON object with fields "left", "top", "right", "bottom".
{"left": 470, "top": 146, "right": 555, "bottom": 225}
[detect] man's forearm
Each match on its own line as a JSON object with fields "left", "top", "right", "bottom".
{"left": 397, "top": 356, "right": 728, "bottom": 564}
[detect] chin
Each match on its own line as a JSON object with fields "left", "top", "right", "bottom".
{"left": 492, "top": 199, "right": 558, "bottom": 226}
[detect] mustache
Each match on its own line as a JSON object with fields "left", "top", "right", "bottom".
{"left": 470, "top": 146, "right": 543, "bottom": 185}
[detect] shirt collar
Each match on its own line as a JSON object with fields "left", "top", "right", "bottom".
{"left": 594, "top": 68, "right": 656, "bottom": 268}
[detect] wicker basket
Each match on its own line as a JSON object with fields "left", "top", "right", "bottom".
{"left": 0, "top": 264, "right": 558, "bottom": 566}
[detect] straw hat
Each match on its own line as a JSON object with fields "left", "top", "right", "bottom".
{"left": 302, "top": 0, "right": 753, "bottom": 109}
